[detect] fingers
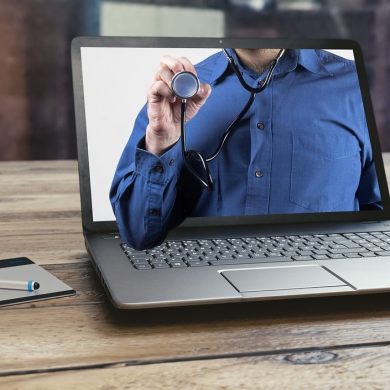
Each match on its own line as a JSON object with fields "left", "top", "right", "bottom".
{"left": 150, "top": 55, "right": 208, "bottom": 104}
{"left": 155, "top": 64, "right": 174, "bottom": 86}
{"left": 147, "top": 80, "right": 175, "bottom": 103}
{"left": 176, "top": 56, "right": 197, "bottom": 75}
{"left": 154, "top": 55, "right": 197, "bottom": 85}
{"left": 192, "top": 83, "right": 212, "bottom": 105}
{"left": 160, "top": 55, "right": 196, "bottom": 74}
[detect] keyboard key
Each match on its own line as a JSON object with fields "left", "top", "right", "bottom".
{"left": 313, "top": 250, "right": 329, "bottom": 255}
{"left": 184, "top": 256, "right": 201, "bottom": 262}
{"left": 266, "top": 253, "right": 284, "bottom": 257}
{"left": 208, "top": 258, "right": 254, "bottom": 266}
{"left": 298, "top": 246, "right": 314, "bottom": 251}
{"left": 268, "top": 247, "right": 284, "bottom": 253}
{"left": 130, "top": 253, "right": 150, "bottom": 259}
{"left": 299, "top": 250, "right": 314, "bottom": 256}
{"left": 313, "top": 255, "right": 329, "bottom": 260}
{"left": 362, "top": 243, "right": 380, "bottom": 249}
{"left": 341, "top": 242, "right": 361, "bottom": 249}
{"left": 169, "top": 261, "right": 188, "bottom": 268}
{"left": 363, "top": 246, "right": 381, "bottom": 252}
{"left": 374, "top": 251, "right": 390, "bottom": 256}
{"left": 209, "top": 259, "right": 241, "bottom": 266}
{"left": 199, "top": 255, "right": 218, "bottom": 261}
{"left": 187, "top": 261, "right": 206, "bottom": 267}
{"left": 320, "top": 236, "right": 339, "bottom": 242}
{"left": 153, "top": 263, "right": 170, "bottom": 269}
{"left": 263, "top": 256, "right": 293, "bottom": 262}
{"left": 217, "top": 255, "right": 235, "bottom": 260}
{"left": 237, "top": 250, "right": 254, "bottom": 257}
{"left": 355, "top": 241, "right": 370, "bottom": 246}
{"left": 329, "top": 237, "right": 349, "bottom": 243}
{"left": 149, "top": 258, "right": 167, "bottom": 264}
{"left": 282, "top": 251, "right": 299, "bottom": 257}
{"left": 234, "top": 254, "right": 252, "bottom": 259}
{"left": 315, "top": 245, "right": 331, "bottom": 250}
{"left": 132, "top": 258, "right": 150, "bottom": 264}
{"left": 328, "top": 254, "right": 346, "bottom": 259}
{"left": 186, "top": 257, "right": 205, "bottom": 262}
{"left": 153, "top": 256, "right": 171, "bottom": 262}
{"left": 292, "top": 256, "right": 313, "bottom": 261}
{"left": 134, "top": 264, "right": 152, "bottom": 270}
{"left": 250, "top": 252, "right": 268, "bottom": 258}
{"left": 344, "top": 253, "right": 361, "bottom": 258}
{"left": 330, "top": 244, "right": 347, "bottom": 249}
{"left": 329, "top": 248, "right": 366, "bottom": 254}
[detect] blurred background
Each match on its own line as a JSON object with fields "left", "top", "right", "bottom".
{"left": 0, "top": 0, "right": 389, "bottom": 160}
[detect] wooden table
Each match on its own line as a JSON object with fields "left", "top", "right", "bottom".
{"left": 1, "top": 157, "right": 390, "bottom": 389}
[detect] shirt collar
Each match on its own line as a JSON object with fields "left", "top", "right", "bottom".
{"left": 208, "top": 48, "right": 331, "bottom": 84}
{"left": 295, "top": 49, "right": 332, "bottom": 76}
{"left": 208, "top": 49, "right": 233, "bottom": 85}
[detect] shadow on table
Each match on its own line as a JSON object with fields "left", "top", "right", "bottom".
{"left": 106, "top": 291, "right": 390, "bottom": 326}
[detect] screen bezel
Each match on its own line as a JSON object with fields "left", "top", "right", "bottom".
{"left": 71, "top": 36, "right": 390, "bottom": 233}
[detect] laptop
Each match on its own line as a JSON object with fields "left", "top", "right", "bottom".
{"left": 71, "top": 37, "right": 390, "bottom": 309}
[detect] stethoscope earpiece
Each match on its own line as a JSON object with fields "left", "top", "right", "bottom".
{"left": 171, "top": 71, "right": 200, "bottom": 100}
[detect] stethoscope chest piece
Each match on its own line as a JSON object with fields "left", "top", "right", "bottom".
{"left": 171, "top": 71, "right": 199, "bottom": 100}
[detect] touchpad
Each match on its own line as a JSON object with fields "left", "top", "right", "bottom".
{"left": 221, "top": 265, "right": 348, "bottom": 293}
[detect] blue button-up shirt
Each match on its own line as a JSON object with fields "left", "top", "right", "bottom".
{"left": 110, "top": 49, "right": 382, "bottom": 250}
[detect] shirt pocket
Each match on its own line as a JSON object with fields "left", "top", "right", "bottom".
{"left": 290, "top": 130, "right": 361, "bottom": 212}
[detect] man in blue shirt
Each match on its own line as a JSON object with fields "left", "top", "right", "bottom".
{"left": 110, "top": 48, "right": 382, "bottom": 250}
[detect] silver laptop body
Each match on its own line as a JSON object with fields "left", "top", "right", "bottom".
{"left": 71, "top": 37, "right": 390, "bottom": 309}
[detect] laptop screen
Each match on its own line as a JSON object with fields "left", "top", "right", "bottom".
{"left": 79, "top": 46, "right": 382, "bottom": 224}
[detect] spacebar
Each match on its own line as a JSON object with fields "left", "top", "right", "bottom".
{"left": 209, "top": 257, "right": 293, "bottom": 266}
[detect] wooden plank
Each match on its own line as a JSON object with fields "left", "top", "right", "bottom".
{"left": 0, "top": 345, "right": 389, "bottom": 389}
{"left": 0, "top": 232, "right": 87, "bottom": 265}
{"left": 0, "top": 217, "right": 82, "bottom": 237}
{"left": 0, "top": 160, "right": 79, "bottom": 195}
{"left": 0, "top": 160, "right": 82, "bottom": 239}
{"left": 0, "top": 161, "right": 86, "bottom": 264}
{"left": 1, "top": 261, "right": 390, "bottom": 373}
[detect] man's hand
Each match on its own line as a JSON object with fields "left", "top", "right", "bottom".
{"left": 145, "top": 55, "right": 212, "bottom": 156}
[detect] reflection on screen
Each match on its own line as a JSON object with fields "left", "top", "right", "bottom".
{"left": 81, "top": 47, "right": 382, "bottom": 222}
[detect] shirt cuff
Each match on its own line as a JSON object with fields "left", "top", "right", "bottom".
{"left": 134, "top": 137, "right": 182, "bottom": 184}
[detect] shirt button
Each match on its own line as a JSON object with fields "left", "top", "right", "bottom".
{"left": 257, "top": 122, "right": 265, "bottom": 130}
{"left": 154, "top": 164, "right": 163, "bottom": 173}
{"left": 149, "top": 208, "right": 161, "bottom": 216}
{"left": 169, "top": 159, "right": 174, "bottom": 166}
{"left": 255, "top": 170, "right": 263, "bottom": 178}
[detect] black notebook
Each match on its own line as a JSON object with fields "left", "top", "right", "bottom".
{"left": 0, "top": 257, "right": 75, "bottom": 307}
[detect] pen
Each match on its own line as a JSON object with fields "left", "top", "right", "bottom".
{"left": 0, "top": 280, "right": 40, "bottom": 292}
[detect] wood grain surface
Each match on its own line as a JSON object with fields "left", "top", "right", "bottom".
{"left": 1, "top": 262, "right": 390, "bottom": 376}
{"left": 0, "top": 161, "right": 85, "bottom": 264}
{"left": 1, "top": 346, "right": 389, "bottom": 390}
{"left": 1, "top": 158, "right": 390, "bottom": 388}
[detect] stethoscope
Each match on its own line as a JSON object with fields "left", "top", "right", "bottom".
{"left": 171, "top": 48, "right": 285, "bottom": 191}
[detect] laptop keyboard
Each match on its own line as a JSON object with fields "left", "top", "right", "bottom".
{"left": 120, "top": 231, "right": 390, "bottom": 270}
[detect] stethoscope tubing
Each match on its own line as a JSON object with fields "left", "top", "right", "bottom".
{"left": 179, "top": 48, "right": 285, "bottom": 190}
